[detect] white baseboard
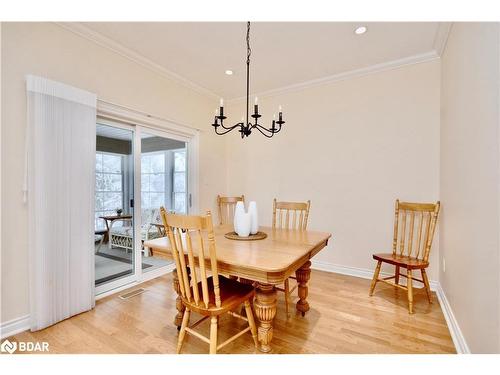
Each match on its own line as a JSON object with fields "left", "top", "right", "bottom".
{"left": 311, "top": 259, "right": 469, "bottom": 353}
{"left": 0, "top": 314, "right": 30, "bottom": 340}
{"left": 311, "top": 260, "right": 439, "bottom": 291}
{"left": 434, "top": 284, "right": 471, "bottom": 354}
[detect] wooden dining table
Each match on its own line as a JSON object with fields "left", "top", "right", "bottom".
{"left": 144, "top": 224, "right": 331, "bottom": 353}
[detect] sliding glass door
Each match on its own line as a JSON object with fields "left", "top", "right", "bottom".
{"left": 94, "top": 122, "right": 136, "bottom": 291}
{"left": 94, "top": 116, "right": 194, "bottom": 295}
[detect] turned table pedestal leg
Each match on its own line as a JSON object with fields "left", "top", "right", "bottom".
{"left": 253, "top": 283, "right": 277, "bottom": 353}
{"left": 172, "top": 268, "right": 190, "bottom": 330}
{"left": 296, "top": 260, "right": 312, "bottom": 317}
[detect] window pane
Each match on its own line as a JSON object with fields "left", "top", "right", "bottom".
{"left": 150, "top": 154, "right": 165, "bottom": 173}
{"left": 102, "top": 154, "right": 122, "bottom": 173}
{"left": 141, "top": 193, "right": 150, "bottom": 209}
{"left": 149, "top": 193, "right": 165, "bottom": 209}
{"left": 174, "top": 193, "right": 186, "bottom": 213}
{"left": 141, "top": 174, "right": 150, "bottom": 193}
{"left": 141, "top": 154, "right": 152, "bottom": 174}
{"left": 103, "top": 192, "right": 122, "bottom": 211}
{"left": 174, "top": 151, "right": 186, "bottom": 172}
{"left": 95, "top": 192, "right": 104, "bottom": 211}
{"left": 174, "top": 172, "right": 186, "bottom": 192}
{"left": 150, "top": 173, "right": 165, "bottom": 192}
{"left": 99, "top": 173, "right": 122, "bottom": 192}
{"left": 95, "top": 173, "right": 104, "bottom": 191}
{"left": 95, "top": 154, "right": 103, "bottom": 173}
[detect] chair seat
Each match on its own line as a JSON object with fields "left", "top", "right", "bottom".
{"left": 373, "top": 253, "right": 429, "bottom": 269}
{"left": 182, "top": 275, "right": 255, "bottom": 316}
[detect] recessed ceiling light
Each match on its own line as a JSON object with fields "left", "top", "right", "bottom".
{"left": 354, "top": 26, "right": 367, "bottom": 35}
{"left": 225, "top": 70, "right": 233, "bottom": 75}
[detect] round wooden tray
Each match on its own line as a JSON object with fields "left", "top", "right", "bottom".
{"left": 224, "top": 231, "right": 268, "bottom": 241}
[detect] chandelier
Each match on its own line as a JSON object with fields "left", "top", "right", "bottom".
{"left": 212, "top": 22, "right": 285, "bottom": 138}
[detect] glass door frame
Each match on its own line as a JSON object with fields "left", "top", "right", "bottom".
{"left": 95, "top": 102, "right": 200, "bottom": 298}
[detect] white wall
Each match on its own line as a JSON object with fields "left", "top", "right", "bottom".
{"left": 1, "top": 23, "right": 224, "bottom": 324}
{"left": 440, "top": 23, "right": 500, "bottom": 353}
{"left": 225, "top": 60, "right": 441, "bottom": 280}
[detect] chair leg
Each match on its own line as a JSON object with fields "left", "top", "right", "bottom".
{"left": 407, "top": 269, "right": 414, "bottom": 314}
{"left": 209, "top": 316, "right": 218, "bottom": 354}
{"left": 395, "top": 265, "right": 400, "bottom": 286}
{"left": 421, "top": 269, "right": 433, "bottom": 304}
{"left": 176, "top": 308, "right": 191, "bottom": 354}
{"left": 244, "top": 300, "right": 258, "bottom": 348}
{"left": 284, "top": 278, "right": 290, "bottom": 318}
{"left": 369, "top": 261, "right": 382, "bottom": 296}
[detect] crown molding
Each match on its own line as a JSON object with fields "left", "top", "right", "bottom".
{"left": 433, "top": 22, "right": 453, "bottom": 56}
{"left": 54, "top": 22, "right": 220, "bottom": 100}
{"left": 228, "top": 50, "right": 440, "bottom": 102}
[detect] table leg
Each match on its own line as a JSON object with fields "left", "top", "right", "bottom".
{"left": 172, "top": 268, "right": 190, "bottom": 330}
{"left": 253, "top": 283, "right": 277, "bottom": 353}
{"left": 103, "top": 219, "right": 110, "bottom": 244}
{"left": 296, "top": 260, "right": 312, "bottom": 317}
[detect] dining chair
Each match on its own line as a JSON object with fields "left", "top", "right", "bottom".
{"left": 160, "top": 207, "right": 258, "bottom": 354}
{"left": 272, "top": 198, "right": 311, "bottom": 318}
{"left": 217, "top": 195, "right": 245, "bottom": 225}
{"left": 369, "top": 199, "right": 441, "bottom": 314}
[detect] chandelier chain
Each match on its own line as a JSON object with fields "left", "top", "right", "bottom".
{"left": 246, "top": 21, "right": 251, "bottom": 65}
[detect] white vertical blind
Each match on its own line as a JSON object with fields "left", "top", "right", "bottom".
{"left": 25, "top": 75, "right": 97, "bottom": 331}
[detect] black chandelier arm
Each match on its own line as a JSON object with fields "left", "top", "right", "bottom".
{"left": 218, "top": 120, "right": 234, "bottom": 131}
{"left": 251, "top": 124, "right": 276, "bottom": 138}
{"left": 213, "top": 122, "right": 245, "bottom": 135}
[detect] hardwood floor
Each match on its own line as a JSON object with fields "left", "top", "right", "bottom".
{"left": 10, "top": 270, "right": 456, "bottom": 354}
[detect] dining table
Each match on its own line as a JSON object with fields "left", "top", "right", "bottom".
{"left": 144, "top": 224, "right": 331, "bottom": 353}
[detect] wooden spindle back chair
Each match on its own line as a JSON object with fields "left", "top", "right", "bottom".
{"left": 272, "top": 198, "right": 311, "bottom": 318}
{"left": 160, "top": 207, "right": 257, "bottom": 354}
{"left": 369, "top": 200, "right": 441, "bottom": 314}
{"left": 272, "top": 199, "right": 311, "bottom": 231}
{"left": 217, "top": 195, "right": 245, "bottom": 225}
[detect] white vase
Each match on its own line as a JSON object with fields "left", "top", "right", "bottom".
{"left": 236, "top": 212, "right": 251, "bottom": 237}
{"left": 234, "top": 201, "right": 245, "bottom": 233}
{"left": 248, "top": 201, "right": 259, "bottom": 234}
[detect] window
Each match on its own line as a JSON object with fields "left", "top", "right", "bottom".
{"left": 173, "top": 150, "right": 187, "bottom": 214}
{"left": 140, "top": 149, "right": 186, "bottom": 213}
{"left": 141, "top": 152, "right": 167, "bottom": 210}
{"left": 95, "top": 152, "right": 123, "bottom": 229}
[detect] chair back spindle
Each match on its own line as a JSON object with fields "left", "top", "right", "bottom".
{"left": 391, "top": 200, "right": 440, "bottom": 262}
{"left": 272, "top": 199, "right": 311, "bottom": 231}
{"left": 160, "top": 207, "right": 221, "bottom": 309}
{"left": 217, "top": 195, "right": 245, "bottom": 225}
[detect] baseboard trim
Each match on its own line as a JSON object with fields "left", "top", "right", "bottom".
{"left": 0, "top": 314, "right": 31, "bottom": 340}
{"left": 311, "top": 259, "right": 469, "bottom": 354}
{"left": 434, "top": 284, "right": 471, "bottom": 354}
{"left": 311, "top": 260, "right": 439, "bottom": 291}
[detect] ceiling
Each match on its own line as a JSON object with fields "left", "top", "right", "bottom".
{"left": 81, "top": 22, "right": 444, "bottom": 99}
